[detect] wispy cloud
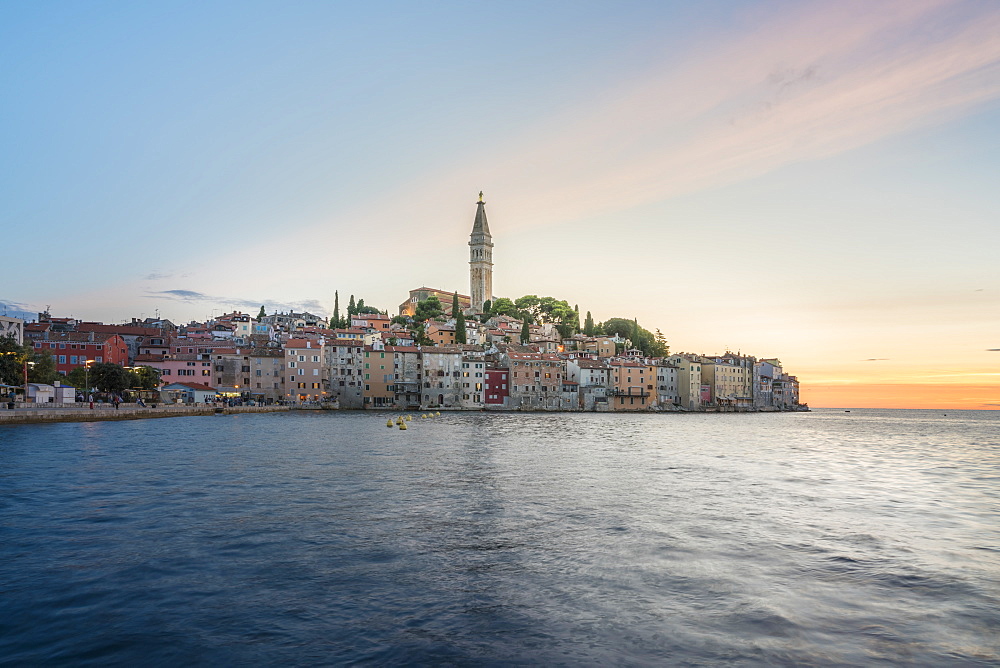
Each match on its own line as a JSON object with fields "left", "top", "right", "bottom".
{"left": 480, "top": 0, "right": 1000, "bottom": 228}
{"left": 988, "top": 349, "right": 1000, "bottom": 352}
{"left": 144, "top": 272, "right": 175, "bottom": 281}
{"left": 146, "top": 290, "right": 327, "bottom": 316}
{"left": 863, "top": 358, "right": 890, "bottom": 361}
{"left": 0, "top": 299, "right": 38, "bottom": 320}
{"left": 228, "top": 0, "right": 1000, "bottom": 280}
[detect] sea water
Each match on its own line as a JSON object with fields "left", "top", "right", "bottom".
{"left": 1, "top": 409, "right": 998, "bottom": 665}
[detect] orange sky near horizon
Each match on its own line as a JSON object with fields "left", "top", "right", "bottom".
{"left": 801, "top": 382, "right": 1000, "bottom": 410}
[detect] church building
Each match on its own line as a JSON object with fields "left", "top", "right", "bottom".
{"left": 399, "top": 193, "right": 496, "bottom": 317}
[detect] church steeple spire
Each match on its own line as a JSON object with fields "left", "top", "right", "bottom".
{"left": 469, "top": 192, "right": 494, "bottom": 312}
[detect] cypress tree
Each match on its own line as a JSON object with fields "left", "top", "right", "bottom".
{"left": 257, "top": 305, "right": 266, "bottom": 320}
{"left": 332, "top": 291, "right": 341, "bottom": 328}
{"left": 451, "top": 291, "right": 460, "bottom": 317}
{"left": 520, "top": 320, "right": 530, "bottom": 344}
{"left": 456, "top": 311, "right": 467, "bottom": 344}
{"left": 348, "top": 295, "right": 356, "bottom": 318}
{"left": 584, "top": 311, "right": 595, "bottom": 336}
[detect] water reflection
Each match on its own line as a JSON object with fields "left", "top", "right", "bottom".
{"left": 0, "top": 409, "right": 997, "bottom": 665}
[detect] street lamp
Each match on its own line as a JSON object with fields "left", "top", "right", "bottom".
{"left": 84, "top": 360, "right": 94, "bottom": 408}
{"left": 23, "top": 359, "right": 35, "bottom": 403}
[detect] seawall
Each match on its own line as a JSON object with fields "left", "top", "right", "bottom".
{"left": 0, "top": 404, "right": 290, "bottom": 426}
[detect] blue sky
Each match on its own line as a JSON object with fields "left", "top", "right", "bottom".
{"left": 2, "top": 0, "right": 999, "bottom": 406}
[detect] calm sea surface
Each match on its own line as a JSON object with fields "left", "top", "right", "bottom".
{"left": 1, "top": 409, "right": 998, "bottom": 666}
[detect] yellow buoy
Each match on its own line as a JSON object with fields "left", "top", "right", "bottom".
{"left": 405, "top": 415, "right": 412, "bottom": 421}
{"left": 421, "top": 414, "right": 427, "bottom": 419}
{"left": 399, "top": 422, "right": 407, "bottom": 430}
{"left": 435, "top": 411, "right": 441, "bottom": 417}
{"left": 386, "top": 419, "right": 393, "bottom": 427}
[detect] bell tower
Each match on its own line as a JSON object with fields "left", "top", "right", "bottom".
{"left": 469, "top": 191, "right": 494, "bottom": 312}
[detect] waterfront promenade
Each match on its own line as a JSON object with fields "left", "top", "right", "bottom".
{"left": 0, "top": 403, "right": 289, "bottom": 425}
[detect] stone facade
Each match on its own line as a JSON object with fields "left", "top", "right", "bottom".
{"left": 469, "top": 193, "right": 494, "bottom": 312}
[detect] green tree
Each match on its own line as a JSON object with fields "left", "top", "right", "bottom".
{"left": 412, "top": 324, "right": 435, "bottom": 346}
{"left": 451, "top": 292, "right": 460, "bottom": 317}
{"left": 455, "top": 310, "right": 467, "bottom": 344}
{"left": 584, "top": 311, "right": 595, "bottom": 336}
{"left": 28, "top": 349, "right": 57, "bottom": 384}
{"left": 130, "top": 366, "right": 162, "bottom": 391}
{"left": 414, "top": 296, "right": 444, "bottom": 322}
{"left": 0, "top": 336, "right": 26, "bottom": 385}
{"left": 653, "top": 329, "right": 669, "bottom": 357}
{"left": 490, "top": 297, "right": 522, "bottom": 320}
{"left": 391, "top": 315, "right": 410, "bottom": 326}
{"left": 332, "top": 291, "right": 342, "bottom": 328}
{"left": 65, "top": 366, "right": 89, "bottom": 389}
{"left": 89, "top": 363, "right": 131, "bottom": 393}
{"left": 348, "top": 294, "right": 357, "bottom": 317}
{"left": 513, "top": 295, "right": 575, "bottom": 328}
{"left": 257, "top": 305, "right": 266, "bottom": 320}
{"left": 520, "top": 320, "right": 530, "bottom": 344}
{"left": 356, "top": 298, "right": 365, "bottom": 312}
{"left": 514, "top": 295, "right": 540, "bottom": 319}
{"left": 601, "top": 317, "right": 663, "bottom": 356}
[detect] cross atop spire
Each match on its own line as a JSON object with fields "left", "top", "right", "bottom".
{"left": 471, "top": 193, "right": 491, "bottom": 240}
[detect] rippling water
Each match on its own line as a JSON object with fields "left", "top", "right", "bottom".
{"left": 1, "top": 409, "right": 998, "bottom": 665}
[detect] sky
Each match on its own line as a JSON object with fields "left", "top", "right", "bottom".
{"left": 2, "top": 0, "right": 998, "bottom": 409}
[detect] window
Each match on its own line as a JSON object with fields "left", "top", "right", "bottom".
{"left": 70, "top": 355, "right": 78, "bottom": 364}
{"left": 59, "top": 355, "right": 66, "bottom": 364}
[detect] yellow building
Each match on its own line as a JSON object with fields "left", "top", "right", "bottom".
{"left": 609, "top": 360, "right": 655, "bottom": 411}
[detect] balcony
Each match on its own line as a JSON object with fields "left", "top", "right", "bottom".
{"left": 611, "top": 388, "right": 649, "bottom": 398}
